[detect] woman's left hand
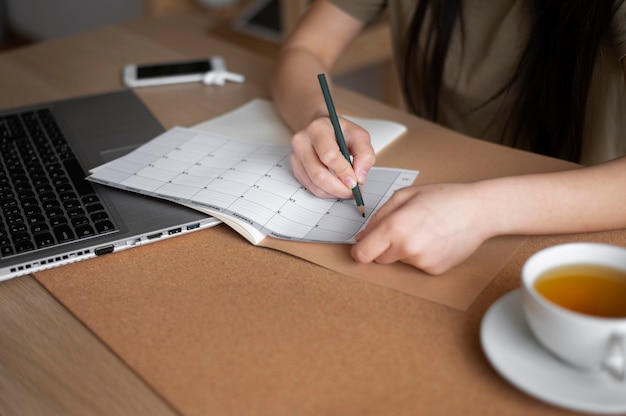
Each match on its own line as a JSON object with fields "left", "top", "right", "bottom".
{"left": 351, "top": 183, "right": 494, "bottom": 275}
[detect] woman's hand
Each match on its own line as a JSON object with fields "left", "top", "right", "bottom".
{"left": 352, "top": 154, "right": 626, "bottom": 275}
{"left": 351, "top": 183, "right": 495, "bottom": 275}
{"left": 290, "top": 116, "right": 375, "bottom": 199}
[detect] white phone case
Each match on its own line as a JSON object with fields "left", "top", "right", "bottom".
{"left": 123, "top": 57, "right": 222, "bottom": 88}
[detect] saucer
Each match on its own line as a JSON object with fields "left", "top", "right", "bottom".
{"left": 480, "top": 290, "right": 626, "bottom": 414}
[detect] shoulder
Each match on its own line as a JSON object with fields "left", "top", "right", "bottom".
{"left": 329, "top": 0, "right": 388, "bottom": 23}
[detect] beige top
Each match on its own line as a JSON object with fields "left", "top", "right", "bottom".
{"left": 332, "top": 0, "right": 626, "bottom": 165}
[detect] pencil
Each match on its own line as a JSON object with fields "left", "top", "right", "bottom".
{"left": 317, "top": 73, "right": 366, "bottom": 217}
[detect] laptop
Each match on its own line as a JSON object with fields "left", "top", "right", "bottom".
{"left": 0, "top": 89, "right": 220, "bottom": 281}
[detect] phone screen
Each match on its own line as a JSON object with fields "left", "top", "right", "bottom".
{"left": 136, "top": 60, "right": 212, "bottom": 79}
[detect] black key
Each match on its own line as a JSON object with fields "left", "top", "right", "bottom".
{"left": 0, "top": 190, "right": 14, "bottom": 199}
{"left": 6, "top": 214, "right": 24, "bottom": 225}
{"left": 12, "top": 175, "right": 29, "bottom": 186}
{"left": 1, "top": 198, "right": 18, "bottom": 209}
{"left": 91, "top": 212, "right": 109, "bottom": 222}
{"left": 11, "top": 231, "right": 31, "bottom": 243}
{"left": 39, "top": 192, "right": 57, "bottom": 203}
{"left": 27, "top": 166, "right": 45, "bottom": 176}
{"left": 17, "top": 190, "right": 35, "bottom": 200}
{"left": 46, "top": 207, "right": 64, "bottom": 219}
{"left": 30, "top": 222, "right": 49, "bottom": 234}
{"left": 95, "top": 220, "right": 115, "bottom": 233}
{"left": 21, "top": 197, "right": 39, "bottom": 208}
{"left": 53, "top": 224, "right": 75, "bottom": 242}
{"left": 34, "top": 232, "right": 54, "bottom": 248}
{"left": 42, "top": 199, "right": 60, "bottom": 210}
{"left": 59, "top": 191, "right": 77, "bottom": 202}
{"left": 86, "top": 203, "right": 104, "bottom": 213}
{"left": 31, "top": 176, "right": 50, "bottom": 188}
{"left": 9, "top": 167, "right": 26, "bottom": 178}
{"left": 15, "top": 240, "right": 35, "bottom": 253}
{"left": 76, "top": 224, "right": 95, "bottom": 238}
{"left": 49, "top": 216, "right": 67, "bottom": 227}
{"left": 24, "top": 205, "right": 42, "bottom": 217}
{"left": 34, "top": 183, "right": 52, "bottom": 194}
{"left": 71, "top": 216, "right": 89, "bottom": 226}
{"left": 48, "top": 169, "right": 66, "bottom": 181}
{"left": 14, "top": 182, "right": 32, "bottom": 193}
{"left": 9, "top": 222, "right": 27, "bottom": 234}
{"left": 3, "top": 205, "right": 20, "bottom": 216}
{"left": 45, "top": 162, "right": 62, "bottom": 173}
{"left": 56, "top": 183, "right": 73, "bottom": 194}
{"left": 63, "top": 199, "right": 81, "bottom": 210}
{"left": 51, "top": 177, "right": 69, "bottom": 187}
{"left": 67, "top": 207, "right": 85, "bottom": 218}
{"left": 27, "top": 213, "right": 46, "bottom": 225}
{"left": 41, "top": 153, "right": 57, "bottom": 166}
{"left": 1, "top": 245, "right": 14, "bottom": 257}
{"left": 82, "top": 194, "right": 99, "bottom": 205}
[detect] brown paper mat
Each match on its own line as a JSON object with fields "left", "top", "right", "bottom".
{"left": 35, "top": 227, "right": 626, "bottom": 415}
{"left": 263, "top": 235, "right": 524, "bottom": 311}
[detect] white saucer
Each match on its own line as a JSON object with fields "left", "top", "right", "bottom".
{"left": 480, "top": 290, "right": 626, "bottom": 414}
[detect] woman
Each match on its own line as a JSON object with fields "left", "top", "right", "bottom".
{"left": 270, "top": 0, "right": 626, "bottom": 274}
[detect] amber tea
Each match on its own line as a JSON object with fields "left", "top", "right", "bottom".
{"left": 534, "top": 264, "right": 626, "bottom": 318}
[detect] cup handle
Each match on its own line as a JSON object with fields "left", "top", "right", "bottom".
{"left": 602, "top": 334, "right": 626, "bottom": 381}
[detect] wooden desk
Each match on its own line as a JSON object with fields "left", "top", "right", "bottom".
{"left": 1, "top": 12, "right": 623, "bottom": 416}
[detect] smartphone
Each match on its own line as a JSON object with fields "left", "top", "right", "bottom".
{"left": 123, "top": 57, "right": 223, "bottom": 88}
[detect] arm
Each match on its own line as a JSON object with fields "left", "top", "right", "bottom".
{"left": 270, "top": 0, "right": 376, "bottom": 199}
{"left": 351, "top": 60, "right": 626, "bottom": 275}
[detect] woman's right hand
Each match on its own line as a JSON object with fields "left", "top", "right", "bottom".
{"left": 290, "top": 115, "right": 376, "bottom": 199}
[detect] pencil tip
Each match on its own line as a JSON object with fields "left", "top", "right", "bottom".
{"left": 358, "top": 206, "right": 365, "bottom": 217}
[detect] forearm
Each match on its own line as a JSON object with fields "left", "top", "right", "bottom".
{"left": 269, "top": 0, "right": 364, "bottom": 133}
{"left": 480, "top": 156, "right": 626, "bottom": 237}
{"left": 270, "top": 47, "right": 332, "bottom": 133}
{"left": 489, "top": 60, "right": 626, "bottom": 236}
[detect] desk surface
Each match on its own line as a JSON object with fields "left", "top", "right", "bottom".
{"left": 1, "top": 12, "right": 624, "bottom": 416}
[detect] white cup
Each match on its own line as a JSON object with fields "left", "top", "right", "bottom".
{"left": 521, "top": 242, "right": 626, "bottom": 381}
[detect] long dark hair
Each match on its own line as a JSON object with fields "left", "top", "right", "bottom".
{"left": 402, "top": 1, "right": 616, "bottom": 162}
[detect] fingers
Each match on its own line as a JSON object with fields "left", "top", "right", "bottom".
{"left": 360, "top": 187, "right": 414, "bottom": 229}
{"left": 290, "top": 116, "right": 375, "bottom": 199}
{"left": 290, "top": 152, "right": 342, "bottom": 198}
{"left": 291, "top": 125, "right": 353, "bottom": 198}
{"left": 351, "top": 189, "right": 412, "bottom": 258}
{"left": 352, "top": 222, "right": 461, "bottom": 275}
{"left": 342, "top": 124, "right": 375, "bottom": 185}
{"left": 351, "top": 184, "right": 486, "bottom": 275}
{"left": 351, "top": 202, "right": 410, "bottom": 264}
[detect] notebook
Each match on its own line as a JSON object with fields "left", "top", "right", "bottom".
{"left": 190, "top": 98, "right": 407, "bottom": 150}
{"left": 0, "top": 90, "right": 220, "bottom": 281}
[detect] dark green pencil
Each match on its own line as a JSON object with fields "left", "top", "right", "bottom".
{"left": 317, "top": 73, "right": 366, "bottom": 217}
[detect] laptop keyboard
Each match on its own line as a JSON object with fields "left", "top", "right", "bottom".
{"left": 0, "top": 108, "right": 117, "bottom": 258}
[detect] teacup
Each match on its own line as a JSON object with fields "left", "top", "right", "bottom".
{"left": 521, "top": 242, "right": 626, "bottom": 381}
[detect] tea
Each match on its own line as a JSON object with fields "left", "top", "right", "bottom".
{"left": 534, "top": 264, "right": 626, "bottom": 318}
